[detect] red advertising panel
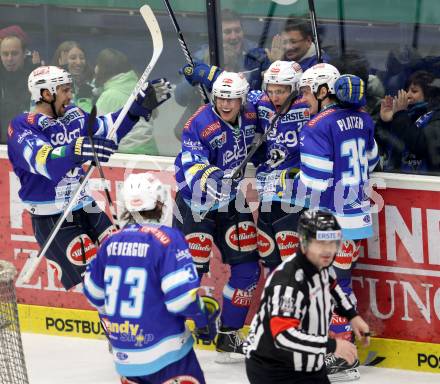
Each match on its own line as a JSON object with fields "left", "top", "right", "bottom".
{"left": 1, "top": 155, "right": 439, "bottom": 344}
{"left": 354, "top": 188, "right": 440, "bottom": 343}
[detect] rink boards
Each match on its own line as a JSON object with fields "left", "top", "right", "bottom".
{"left": 0, "top": 149, "right": 439, "bottom": 374}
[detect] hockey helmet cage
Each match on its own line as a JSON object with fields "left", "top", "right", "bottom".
{"left": 212, "top": 71, "right": 250, "bottom": 105}
{"left": 299, "top": 63, "right": 340, "bottom": 95}
{"left": 28, "top": 66, "right": 73, "bottom": 103}
{"left": 263, "top": 60, "right": 303, "bottom": 93}
{"left": 123, "top": 172, "right": 166, "bottom": 212}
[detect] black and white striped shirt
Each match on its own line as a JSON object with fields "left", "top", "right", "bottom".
{"left": 245, "top": 251, "right": 357, "bottom": 372}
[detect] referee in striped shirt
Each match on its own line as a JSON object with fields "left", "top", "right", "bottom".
{"left": 244, "top": 210, "right": 370, "bottom": 384}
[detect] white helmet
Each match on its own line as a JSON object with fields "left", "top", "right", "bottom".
{"left": 212, "top": 71, "right": 250, "bottom": 105}
{"left": 263, "top": 60, "right": 303, "bottom": 93}
{"left": 28, "top": 66, "right": 72, "bottom": 103}
{"left": 123, "top": 173, "right": 166, "bottom": 212}
{"left": 299, "top": 63, "right": 340, "bottom": 95}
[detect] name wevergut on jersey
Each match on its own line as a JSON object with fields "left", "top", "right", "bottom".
{"left": 106, "top": 242, "right": 150, "bottom": 257}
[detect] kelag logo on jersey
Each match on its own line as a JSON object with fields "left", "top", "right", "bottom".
{"left": 50, "top": 125, "right": 80, "bottom": 146}
{"left": 267, "top": 129, "right": 298, "bottom": 147}
{"left": 222, "top": 144, "right": 246, "bottom": 166}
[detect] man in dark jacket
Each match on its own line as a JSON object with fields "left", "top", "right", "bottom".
{"left": 0, "top": 34, "right": 39, "bottom": 143}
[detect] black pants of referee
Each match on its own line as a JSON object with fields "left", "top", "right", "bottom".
{"left": 246, "top": 357, "right": 330, "bottom": 384}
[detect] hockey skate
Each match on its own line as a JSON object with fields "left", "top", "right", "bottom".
{"left": 215, "top": 327, "right": 245, "bottom": 364}
{"left": 325, "top": 353, "right": 360, "bottom": 382}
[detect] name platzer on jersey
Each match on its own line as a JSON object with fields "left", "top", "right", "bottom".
{"left": 336, "top": 116, "right": 364, "bottom": 131}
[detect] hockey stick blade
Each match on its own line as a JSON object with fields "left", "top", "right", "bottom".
{"left": 162, "top": 0, "right": 210, "bottom": 104}
{"left": 20, "top": 5, "right": 163, "bottom": 284}
{"left": 108, "top": 4, "right": 163, "bottom": 139}
{"left": 361, "top": 351, "right": 386, "bottom": 367}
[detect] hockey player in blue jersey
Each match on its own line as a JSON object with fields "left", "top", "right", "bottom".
{"left": 83, "top": 172, "right": 220, "bottom": 384}
{"left": 295, "top": 64, "right": 379, "bottom": 381}
{"left": 174, "top": 71, "right": 260, "bottom": 362}
{"left": 252, "top": 60, "right": 310, "bottom": 269}
{"left": 7, "top": 65, "right": 171, "bottom": 290}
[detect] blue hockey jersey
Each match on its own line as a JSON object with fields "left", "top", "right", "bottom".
{"left": 83, "top": 223, "right": 206, "bottom": 377}
{"left": 252, "top": 91, "right": 310, "bottom": 202}
{"left": 296, "top": 105, "right": 379, "bottom": 240}
{"left": 174, "top": 103, "right": 257, "bottom": 212}
{"left": 7, "top": 106, "right": 135, "bottom": 215}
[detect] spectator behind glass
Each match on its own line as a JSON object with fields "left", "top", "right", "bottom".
{"left": 174, "top": 9, "right": 269, "bottom": 140}
{"left": 266, "top": 16, "right": 330, "bottom": 71}
{"left": 330, "top": 49, "right": 385, "bottom": 120}
{"left": 52, "top": 41, "right": 94, "bottom": 112}
{"left": 376, "top": 70, "right": 440, "bottom": 173}
{"left": 94, "top": 48, "right": 159, "bottom": 155}
{"left": 0, "top": 31, "right": 40, "bottom": 143}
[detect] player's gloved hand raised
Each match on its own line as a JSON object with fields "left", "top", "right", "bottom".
{"left": 335, "top": 74, "right": 367, "bottom": 108}
{"left": 193, "top": 296, "right": 220, "bottom": 342}
{"left": 179, "top": 62, "right": 221, "bottom": 91}
{"left": 129, "top": 78, "right": 172, "bottom": 121}
{"left": 67, "top": 136, "right": 117, "bottom": 165}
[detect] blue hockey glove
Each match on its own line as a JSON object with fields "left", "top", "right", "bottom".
{"left": 66, "top": 136, "right": 117, "bottom": 165}
{"left": 202, "top": 168, "right": 239, "bottom": 205}
{"left": 179, "top": 62, "right": 221, "bottom": 91}
{"left": 193, "top": 296, "right": 220, "bottom": 342}
{"left": 335, "top": 74, "right": 367, "bottom": 108}
{"left": 129, "top": 78, "right": 172, "bottom": 121}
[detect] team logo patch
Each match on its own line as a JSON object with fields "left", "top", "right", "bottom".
{"left": 66, "top": 235, "right": 97, "bottom": 266}
{"left": 275, "top": 231, "right": 299, "bottom": 260}
{"left": 185, "top": 233, "right": 213, "bottom": 264}
{"left": 333, "top": 240, "right": 355, "bottom": 270}
{"left": 257, "top": 229, "right": 275, "bottom": 258}
{"left": 162, "top": 376, "right": 200, "bottom": 384}
{"left": 116, "top": 352, "right": 128, "bottom": 361}
{"left": 231, "top": 288, "right": 253, "bottom": 307}
{"left": 225, "top": 221, "right": 257, "bottom": 252}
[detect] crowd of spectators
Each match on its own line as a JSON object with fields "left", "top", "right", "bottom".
{"left": 1, "top": 11, "right": 440, "bottom": 174}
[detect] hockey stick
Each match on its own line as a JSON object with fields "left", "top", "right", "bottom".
{"left": 21, "top": 4, "right": 163, "bottom": 284}
{"left": 86, "top": 104, "right": 120, "bottom": 230}
{"left": 162, "top": 0, "right": 210, "bottom": 104}
{"left": 308, "top": 0, "right": 322, "bottom": 63}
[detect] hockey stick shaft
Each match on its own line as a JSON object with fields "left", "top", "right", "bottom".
{"left": 21, "top": 5, "right": 163, "bottom": 283}
{"left": 308, "top": 0, "right": 322, "bottom": 63}
{"left": 86, "top": 105, "right": 120, "bottom": 230}
{"left": 231, "top": 90, "right": 298, "bottom": 180}
{"left": 162, "top": 0, "right": 210, "bottom": 104}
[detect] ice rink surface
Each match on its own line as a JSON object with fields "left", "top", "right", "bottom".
{"left": 22, "top": 333, "right": 439, "bottom": 384}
